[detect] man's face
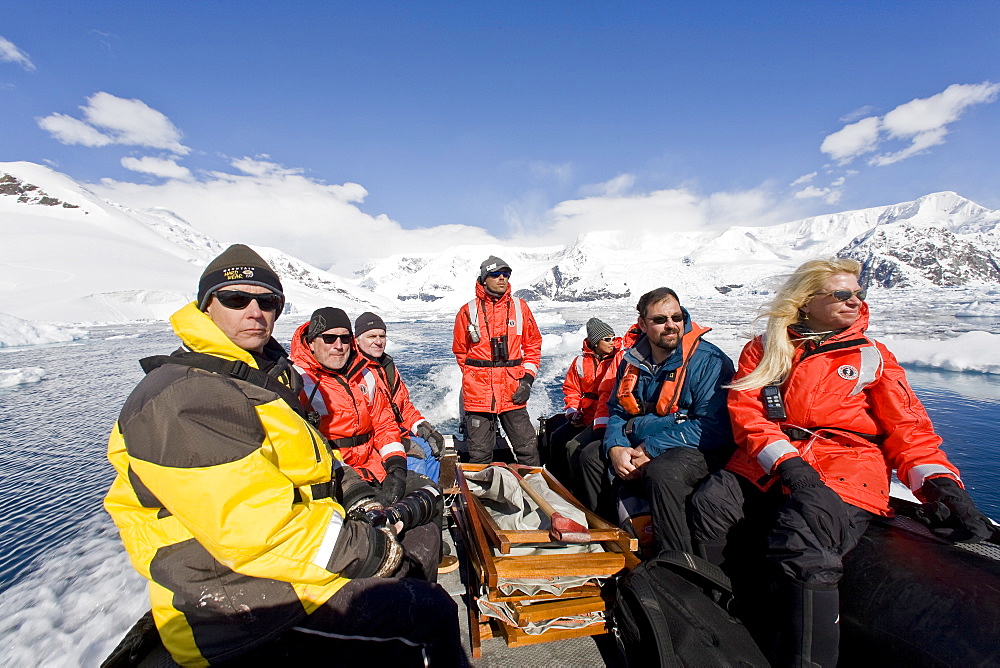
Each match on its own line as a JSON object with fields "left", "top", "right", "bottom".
{"left": 800, "top": 272, "right": 863, "bottom": 332}
{"left": 204, "top": 284, "right": 279, "bottom": 353}
{"left": 357, "top": 329, "right": 387, "bottom": 357}
{"left": 308, "top": 327, "right": 353, "bottom": 370}
{"left": 483, "top": 269, "right": 510, "bottom": 294}
{"left": 639, "top": 296, "right": 684, "bottom": 355}
{"left": 594, "top": 336, "right": 616, "bottom": 356}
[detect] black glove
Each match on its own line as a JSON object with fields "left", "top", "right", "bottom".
{"left": 416, "top": 421, "right": 445, "bottom": 458}
{"left": 511, "top": 374, "right": 534, "bottom": 405}
{"left": 375, "top": 462, "right": 407, "bottom": 506}
{"left": 776, "top": 457, "right": 851, "bottom": 550}
{"left": 920, "top": 477, "right": 993, "bottom": 543}
{"left": 568, "top": 410, "right": 584, "bottom": 427}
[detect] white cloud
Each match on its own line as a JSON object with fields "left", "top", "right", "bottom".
{"left": 121, "top": 156, "right": 193, "bottom": 180}
{"left": 790, "top": 172, "right": 817, "bottom": 187}
{"left": 528, "top": 161, "right": 573, "bottom": 184}
{"left": 36, "top": 113, "right": 114, "bottom": 147}
{"left": 91, "top": 157, "right": 495, "bottom": 272}
{"left": 578, "top": 173, "right": 635, "bottom": 198}
{"left": 37, "top": 92, "right": 189, "bottom": 154}
{"left": 521, "top": 185, "right": 797, "bottom": 246}
{"left": 821, "top": 82, "right": 1000, "bottom": 167}
{"left": 794, "top": 185, "right": 828, "bottom": 199}
{"left": 793, "top": 184, "right": 842, "bottom": 205}
{"left": 820, "top": 116, "right": 881, "bottom": 164}
{"left": 839, "top": 105, "right": 876, "bottom": 123}
{"left": 0, "top": 36, "right": 34, "bottom": 71}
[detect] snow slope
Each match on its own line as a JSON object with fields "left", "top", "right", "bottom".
{"left": 0, "top": 162, "right": 388, "bottom": 324}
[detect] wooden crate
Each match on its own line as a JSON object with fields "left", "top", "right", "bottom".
{"left": 453, "top": 463, "right": 640, "bottom": 657}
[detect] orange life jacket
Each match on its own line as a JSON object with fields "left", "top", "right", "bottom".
{"left": 617, "top": 324, "right": 711, "bottom": 416}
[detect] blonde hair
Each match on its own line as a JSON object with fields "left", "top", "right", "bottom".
{"left": 729, "top": 257, "right": 862, "bottom": 392}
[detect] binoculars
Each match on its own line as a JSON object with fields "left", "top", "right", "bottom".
{"left": 490, "top": 334, "right": 509, "bottom": 362}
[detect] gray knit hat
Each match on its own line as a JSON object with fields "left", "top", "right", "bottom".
{"left": 355, "top": 311, "right": 387, "bottom": 336}
{"left": 478, "top": 255, "right": 512, "bottom": 283}
{"left": 197, "top": 244, "right": 284, "bottom": 311}
{"left": 586, "top": 317, "right": 615, "bottom": 348}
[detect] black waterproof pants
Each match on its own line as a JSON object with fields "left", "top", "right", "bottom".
{"left": 543, "top": 414, "right": 585, "bottom": 488}
{"left": 297, "top": 576, "right": 468, "bottom": 666}
{"left": 689, "top": 469, "right": 873, "bottom": 668}
{"left": 578, "top": 442, "right": 713, "bottom": 553}
{"left": 465, "top": 408, "right": 539, "bottom": 465}
{"left": 577, "top": 438, "right": 616, "bottom": 519}
{"left": 642, "top": 447, "right": 711, "bottom": 554}
{"left": 367, "top": 471, "right": 443, "bottom": 582}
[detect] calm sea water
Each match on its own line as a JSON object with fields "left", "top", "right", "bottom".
{"left": 0, "top": 309, "right": 998, "bottom": 665}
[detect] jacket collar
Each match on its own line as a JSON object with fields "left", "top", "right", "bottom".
{"left": 171, "top": 301, "right": 274, "bottom": 369}
{"left": 789, "top": 301, "right": 870, "bottom": 344}
{"left": 289, "top": 320, "right": 359, "bottom": 376}
{"left": 475, "top": 280, "right": 511, "bottom": 302}
{"left": 624, "top": 307, "right": 697, "bottom": 372}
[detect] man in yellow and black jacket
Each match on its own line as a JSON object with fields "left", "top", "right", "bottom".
{"left": 104, "top": 244, "right": 463, "bottom": 666}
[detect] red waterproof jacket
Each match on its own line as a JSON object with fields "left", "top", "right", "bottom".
{"left": 593, "top": 322, "right": 642, "bottom": 428}
{"left": 563, "top": 337, "right": 622, "bottom": 426}
{"left": 290, "top": 322, "right": 405, "bottom": 483}
{"left": 453, "top": 281, "right": 542, "bottom": 413}
{"left": 725, "top": 304, "right": 961, "bottom": 515}
{"left": 364, "top": 352, "right": 428, "bottom": 434}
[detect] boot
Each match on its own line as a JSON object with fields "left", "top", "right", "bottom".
{"left": 780, "top": 580, "right": 840, "bottom": 668}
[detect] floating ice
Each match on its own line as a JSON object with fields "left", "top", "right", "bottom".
{"left": 0, "top": 367, "right": 46, "bottom": 388}
{"left": 0, "top": 313, "right": 87, "bottom": 348}
{"left": 882, "top": 331, "right": 1000, "bottom": 375}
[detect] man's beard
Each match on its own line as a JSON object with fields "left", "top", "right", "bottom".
{"left": 651, "top": 332, "right": 679, "bottom": 355}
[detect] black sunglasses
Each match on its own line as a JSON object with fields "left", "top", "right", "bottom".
{"left": 813, "top": 289, "right": 867, "bottom": 302}
{"left": 646, "top": 314, "right": 684, "bottom": 324}
{"left": 213, "top": 290, "right": 283, "bottom": 312}
{"left": 487, "top": 270, "right": 511, "bottom": 278}
{"left": 318, "top": 333, "right": 353, "bottom": 345}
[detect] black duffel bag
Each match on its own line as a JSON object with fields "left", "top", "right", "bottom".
{"left": 612, "top": 551, "right": 768, "bottom": 667}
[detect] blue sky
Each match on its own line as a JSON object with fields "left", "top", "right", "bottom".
{"left": 2, "top": 1, "right": 998, "bottom": 269}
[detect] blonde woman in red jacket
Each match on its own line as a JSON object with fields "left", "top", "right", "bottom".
{"left": 690, "top": 257, "right": 991, "bottom": 668}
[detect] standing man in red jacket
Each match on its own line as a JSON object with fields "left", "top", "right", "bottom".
{"left": 452, "top": 256, "right": 542, "bottom": 465}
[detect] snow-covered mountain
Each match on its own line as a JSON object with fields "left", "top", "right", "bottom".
{"left": 3, "top": 160, "right": 998, "bottom": 325}
{"left": 356, "top": 192, "right": 1000, "bottom": 307}
{"left": 0, "top": 162, "right": 388, "bottom": 324}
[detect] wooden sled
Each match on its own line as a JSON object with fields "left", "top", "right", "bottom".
{"left": 453, "top": 463, "right": 640, "bottom": 657}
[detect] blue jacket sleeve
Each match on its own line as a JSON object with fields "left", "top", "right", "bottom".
{"left": 639, "top": 347, "right": 735, "bottom": 458}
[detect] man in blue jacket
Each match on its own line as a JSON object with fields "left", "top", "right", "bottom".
{"left": 577, "top": 287, "right": 735, "bottom": 554}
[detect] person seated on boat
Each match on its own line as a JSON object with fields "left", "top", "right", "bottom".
{"left": 104, "top": 245, "right": 464, "bottom": 666}
{"left": 452, "top": 256, "right": 543, "bottom": 465}
{"left": 354, "top": 311, "right": 446, "bottom": 473}
{"left": 564, "top": 317, "right": 642, "bottom": 491}
{"left": 354, "top": 310, "right": 459, "bottom": 574}
{"left": 576, "top": 287, "right": 736, "bottom": 554}
{"left": 689, "top": 256, "right": 993, "bottom": 668}
{"left": 546, "top": 317, "right": 622, "bottom": 486}
{"left": 291, "top": 307, "right": 446, "bottom": 580}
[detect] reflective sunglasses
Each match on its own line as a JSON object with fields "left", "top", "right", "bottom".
{"left": 813, "top": 289, "right": 867, "bottom": 302}
{"left": 487, "top": 270, "right": 511, "bottom": 279}
{"left": 600, "top": 336, "right": 614, "bottom": 342}
{"left": 213, "top": 290, "right": 283, "bottom": 312}
{"left": 646, "top": 314, "right": 685, "bottom": 324}
{"left": 318, "top": 333, "right": 353, "bottom": 345}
